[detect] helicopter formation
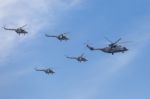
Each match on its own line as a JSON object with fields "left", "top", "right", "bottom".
{"left": 2, "top": 24, "right": 130, "bottom": 75}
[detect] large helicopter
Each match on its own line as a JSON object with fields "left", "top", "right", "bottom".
{"left": 45, "top": 33, "right": 69, "bottom": 41}
{"left": 35, "top": 67, "right": 55, "bottom": 75}
{"left": 66, "top": 54, "right": 88, "bottom": 62}
{"left": 86, "top": 38, "right": 128, "bottom": 55}
{"left": 2, "top": 25, "right": 28, "bottom": 35}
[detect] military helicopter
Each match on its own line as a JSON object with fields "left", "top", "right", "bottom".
{"left": 86, "top": 38, "right": 128, "bottom": 55}
{"left": 66, "top": 54, "right": 88, "bottom": 62}
{"left": 35, "top": 67, "right": 55, "bottom": 75}
{"left": 45, "top": 33, "right": 69, "bottom": 41}
{"left": 2, "top": 25, "right": 28, "bottom": 35}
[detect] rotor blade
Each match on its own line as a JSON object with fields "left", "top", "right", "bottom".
{"left": 114, "top": 38, "right": 122, "bottom": 44}
{"left": 104, "top": 37, "right": 113, "bottom": 43}
{"left": 20, "top": 24, "right": 27, "bottom": 28}
{"left": 118, "top": 41, "right": 132, "bottom": 44}
{"left": 81, "top": 53, "right": 84, "bottom": 57}
{"left": 63, "top": 32, "right": 70, "bottom": 35}
{"left": 84, "top": 40, "right": 90, "bottom": 45}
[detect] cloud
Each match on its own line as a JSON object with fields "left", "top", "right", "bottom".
{"left": 0, "top": 0, "right": 84, "bottom": 88}
{"left": 0, "top": 67, "right": 33, "bottom": 88}
{"left": 0, "top": 0, "right": 83, "bottom": 63}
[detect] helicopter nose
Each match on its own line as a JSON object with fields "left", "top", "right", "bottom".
{"left": 23, "top": 30, "right": 28, "bottom": 33}
{"left": 85, "top": 59, "right": 88, "bottom": 61}
{"left": 124, "top": 47, "right": 128, "bottom": 51}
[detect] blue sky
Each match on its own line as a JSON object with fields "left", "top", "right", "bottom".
{"left": 0, "top": 0, "right": 150, "bottom": 99}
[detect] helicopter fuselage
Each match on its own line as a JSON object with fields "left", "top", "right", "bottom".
{"left": 44, "top": 69, "right": 55, "bottom": 74}
{"left": 35, "top": 68, "right": 55, "bottom": 75}
{"left": 57, "top": 35, "right": 69, "bottom": 41}
{"left": 3, "top": 26, "right": 28, "bottom": 35}
{"left": 15, "top": 28, "right": 28, "bottom": 34}
{"left": 66, "top": 56, "right": 88, "bottom": 62}
{"left": 101, "top": 45, "right": 128, "bottom": 54}
{"left": 87, "top": 44, "right": 128, "bottom": 55}
{"left": 77, "top": 57, "right": 88, "bottom": 62}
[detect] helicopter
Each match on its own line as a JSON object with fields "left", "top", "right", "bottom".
{"left": 2, "top": 25, "right": 28, "bottom": 35}
{"left": 66, "top": 54, "right": 88, "bottom": 62}
{"left": 35, "top": 67, "right": 55, "bottom": 75}
{"left": 45, "top": 33, "right": 69, "bottom": 41}
{"left": 86, "top": 38, "right": 128, "bottom": 55}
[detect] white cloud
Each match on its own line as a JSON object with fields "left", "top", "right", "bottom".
{"left": 0, "top": 0, "right": 83, "bottom": 63}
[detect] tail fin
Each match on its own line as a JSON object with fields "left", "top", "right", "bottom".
{"left": 1, "top": 26, "right": 6, "bottom": 30}
{"left": 34, "top": 67, "right": 38, "bottom": 71}
{"left": 86, "top": 44, "right": 95, "bottom": 50}
{"left": 45, "top": 34, "right": 50, "bottom": 37}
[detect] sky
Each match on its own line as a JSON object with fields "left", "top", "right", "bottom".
{"left": 0, "top": 0, "right": 150, "bottom": 99}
